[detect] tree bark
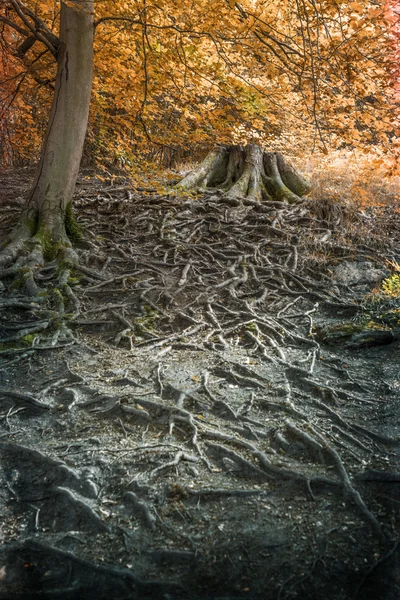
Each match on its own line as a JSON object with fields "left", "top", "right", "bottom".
{"left": 178, "top": 144, "right": 311, "bottom": 204}
{"left": 0, "top": 0, "right": 94, "bottom": 268}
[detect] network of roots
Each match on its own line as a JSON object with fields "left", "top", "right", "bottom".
{"left": 1, "top": 172, "right": 399, "bottom": 567}
{"left": 178, "top": 144, "right": 311, "bottom": 203}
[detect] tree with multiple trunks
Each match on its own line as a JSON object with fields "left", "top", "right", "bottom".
{"left": 0, "top": 0, "right": 395, "bottom": 292}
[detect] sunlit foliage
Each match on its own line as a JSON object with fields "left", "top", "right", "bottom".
{"left": 0, "top": 0, "right": 398, "bottom": 167}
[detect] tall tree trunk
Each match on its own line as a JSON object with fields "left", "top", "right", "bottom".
{"left": 1, "top": 0, "right": 94, "bottom": 268}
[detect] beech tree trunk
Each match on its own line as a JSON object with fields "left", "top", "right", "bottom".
{"left": 0, "top": 1, "right": 94, "bottom": 268}
{"left": 178, "top": 144, "right": 310, "bottom": 204}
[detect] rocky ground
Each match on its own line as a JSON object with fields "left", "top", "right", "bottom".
{"left": 0, "top": 167, "right": 399, "bottom": 600}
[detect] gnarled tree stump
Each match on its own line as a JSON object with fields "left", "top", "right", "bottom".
{"left": 178, "top": 144, "right": 310, "bottom": 204}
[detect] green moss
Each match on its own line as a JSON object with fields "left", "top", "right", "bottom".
{"left": 375, "top": 309, "right": 400, "bottom": 328}
{"left": 23, "top": 217, "right": 37, "bottom": 236}
{"left": 67, "top": 275, "right": 80, "bottom": 286}
{"left": 318, "top": 321, "right": 366, "bottom": 343}
{"left": 9, "top": 267, "right": 31, "bottom": 292}
{"left": 0, "top": 337, "right": 33, "bottom": 351}
{"left": 361, "top": 280, "right": 400, "bottom": 330}
{"left": 65, "top": 202, "right": 83, "bottom": 242}
{"left": 328, "top": 322, "right": 365, "bottom": 335}
{"left": 50, "top": 287, "right": 64, "bottom": 302}
{"left": 318, "top": 314, "right": 397, "bottom": 344}
{"left": 134, "top": 304, "right": 161, "bottom": 333}
{"left": 47, "top": 287, "right": 69, "bottom": 312}
{"left": 381, "top": 274, "right": 400, "bottom": 298}
{"left": 361, "top": 309, "right": 400, "bottom": 330}
{"left": 33, "top": 227, "right": 56, "bottom": 260}
{"left": 55, "top": 259, "right": 78, "bottom": 278}
{"left": 0, "top": 342, "right": 19, "bottom": 351}
{"left": 28, "top": 205, "right": 82, "bottom": 261}
{"left": 62, "top": 312, "right": 75, "bottom": 321}
{"left": 135, "top": 317, "right": 155, "bottom": 333}
{"left": 33, "top": 232, "right": 71, "bottom": 264}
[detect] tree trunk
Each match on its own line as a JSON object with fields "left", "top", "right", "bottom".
{"left": 0, "top": 1, "right": 94, "bottom": 269}
{"left": 178, "top": 144, "right": 311, "bottom": 204}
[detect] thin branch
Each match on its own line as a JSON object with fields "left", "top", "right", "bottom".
{"left": 7, "top": 0, "right": 58, "bottom": 56}
{"left": 0, "top": 13, "right": 29, "bottom": 37}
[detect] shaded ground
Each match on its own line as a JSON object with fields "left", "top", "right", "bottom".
{"left": 0, "top": 167, "right": 399, "bottom": 599}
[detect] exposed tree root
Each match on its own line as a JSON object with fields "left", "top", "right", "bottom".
{"left": 123, "top": 491, "right": 157, "bottom": 530}
{"left": 178, "top": 143, "right": 311, "bottom": 204}
{"left": 1, "top": 169, "right": 399, "bottom": 597}
{"left": 0, "top": 208, "right": 96, "bottom": 348}
{"left": 0, "top": 389, "right": 50, "bottom": 411}
{"left": 0, "top": 539, "right": 184, "bottom": 599}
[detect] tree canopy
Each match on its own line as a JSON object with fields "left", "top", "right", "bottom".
{"left": 0, "top": 0, "right": 397, "bottom": 167}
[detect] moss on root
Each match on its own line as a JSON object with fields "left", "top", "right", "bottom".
{"left": 33, "top": 230, "right": 75, "bottom": 264}
{"left": 65, "top": 202, "right": 83, "bottom": 242}
{"left": 0, "top": 334, "right": 36, "bottom": 352}
{"left": 134, "top": 305, "right": 161, "bottom": 334}
{"left": 9, "top": 267, "right": 31, "bottom": 292}
{"left": 23, "top": 217, "right": 38, "bottom": 237}
{"left": 67, "top": 275, "right": 81, "bottom": 286}
{"left": 317, "top": 314, "right": 397, "bottom": 345}
{"left": 21, "top": 205, "right": 82, "bottom": 263}
{"left": 245, "top": 322, "right": 258, "bottom": 334}
{"left": 32, "top": 227, "right": 58, "bottom": 261}
{"left": 316, "top": 321, "right": 368, "bottom": 343}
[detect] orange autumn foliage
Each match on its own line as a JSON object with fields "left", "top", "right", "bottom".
{"left": 0, "top": 0, "right": 398, "bottom": 169}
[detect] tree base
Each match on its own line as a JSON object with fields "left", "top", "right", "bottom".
{"left": 0, "top": 223, "right": 78, "bottom": 292}
{"left": 0, "top": 213, "right": 81, "bottom": 346}
{"left": 178, "top": 144, "right": 310, "bottom": 204}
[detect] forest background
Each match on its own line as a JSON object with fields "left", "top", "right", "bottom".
{"left": 1, "top": 3, "right": 400, "bottom": 599}
{"left": 1, "top": 0, "right": 399, "bottom": 204}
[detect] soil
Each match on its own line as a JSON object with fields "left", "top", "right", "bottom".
{"left": 0, "top": 167, "right": 399, "bottom": 600}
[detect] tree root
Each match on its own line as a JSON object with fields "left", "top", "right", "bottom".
{"left": 0, "top": 539, "right": 185, "bottom": 599}
{"left": 205, "top": 441, "right": 271, "bottom": 481}
{"left": 2, "top": 168, "right": 397, "bottom": 595}
{"left": 123, "top": 491, "right": 157, "bottom": 530}
{"left": 0, "top": 215, "right": 91, "bottom": 345}
{"left": 149, "top": 450, "right": 199, "bottom": 478}
{"left": 53, "top": 486, "right": 111, "bottom": 533}
{"left": 309, "top": 426, "right": 383, "bottom": 538}
{"left": 0, "top": 441, "right": 99, "bottom": 499}
{"left": 186, "top": 487, "right": 266, "bottom": 499}
{"left": 178, "top": 144, "right": 311, "bottom": 205}
{"left": 0, "top": 389, "right": 50, "bottom": 411}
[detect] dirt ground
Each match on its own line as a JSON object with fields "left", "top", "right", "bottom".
{"left": 0, "top": 167, "right": 399, "bottom": 600}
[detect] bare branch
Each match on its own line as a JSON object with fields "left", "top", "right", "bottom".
{"left": 7, "top": 0, "right": 59, "bottom": 56}
{"left": 0, "top": 13, "right": 29, "bottom": 37}
{"left": 15, "top": 35, "right": 36, "bottom": 57}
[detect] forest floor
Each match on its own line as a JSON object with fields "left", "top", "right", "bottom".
{"left": 0, "top": 166, "right": 400, "bottom": 600}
